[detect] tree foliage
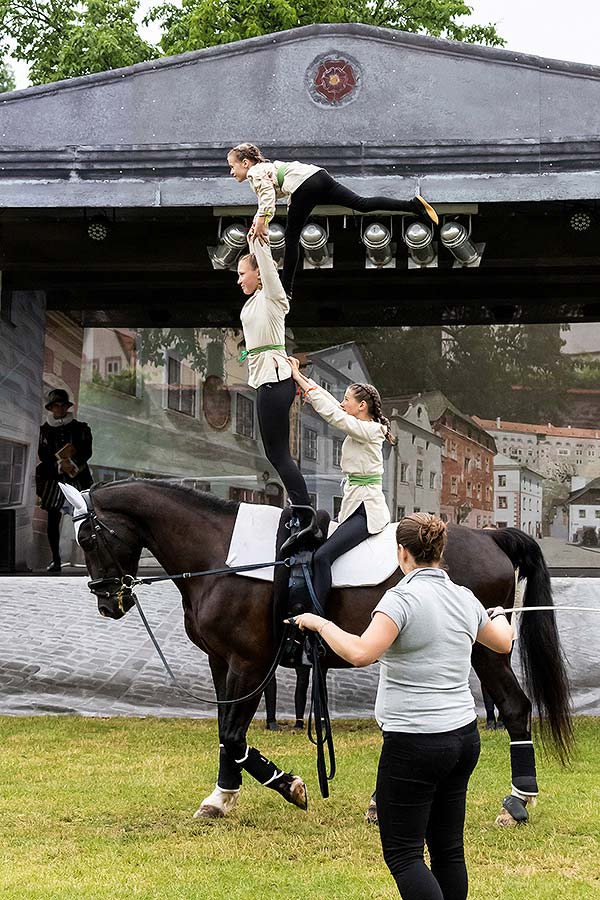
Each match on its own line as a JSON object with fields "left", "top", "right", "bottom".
{"left": 296, "top": 324, "right": 572, "bottom": 424}
{"left": 0, "top": 0, "right": 157, "bottom": 85}
{"left": 0, "top": 57, "right": 15, "bottom": 92}
{"left": 1, "top": 0, "right": 504, "bottom": 86}
{"left": 147, "top": 0, "right": 504, "bottom": 56}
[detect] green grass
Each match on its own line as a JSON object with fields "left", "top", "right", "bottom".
{"left": 1, "top": 716, "right": 599, "bottom": 899}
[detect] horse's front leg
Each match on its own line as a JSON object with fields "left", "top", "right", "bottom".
{"left": 194, "top": 654, "right": 243, "bottom": 820}
{"left": 472, "top": 643, "right": 538, "bottom": 827}
{"left": 195, "top": 657, "right": 308, "bottom": 819}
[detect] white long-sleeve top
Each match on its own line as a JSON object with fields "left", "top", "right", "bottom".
{"left": 239, "top": 239, "right": 293, "bottom": 389}
{"left": 304, "top": 382, "right": 391, "bottom": 534}
{"left": 246, "top": 160, "right": 321, "bottom": 220}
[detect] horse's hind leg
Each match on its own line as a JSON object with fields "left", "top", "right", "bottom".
{"left": 471, "top": 643, "right": 538, "bottom": 827}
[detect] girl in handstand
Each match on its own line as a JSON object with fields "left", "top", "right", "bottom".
{"left": 282, "top": 355, "right": 393, "bottom": 610}
{"left": 227, "top": 143, "right": 438, "bottom": 298}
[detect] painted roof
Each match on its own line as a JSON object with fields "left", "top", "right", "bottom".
{"left": 475, "top": 417, "right": 600, "bottom": 440}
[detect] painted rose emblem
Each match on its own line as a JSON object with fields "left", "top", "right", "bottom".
{"left": 306, "top": 53, "right": 362, "bottom": 107}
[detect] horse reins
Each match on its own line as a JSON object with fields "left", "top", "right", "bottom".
{"left": 78, "top": 486, "right": 299, "bottom": 706}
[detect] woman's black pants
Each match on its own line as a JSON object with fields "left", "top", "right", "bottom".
{"left": 281, "top": 169, "right": 416, "bottom": 294}
{"left": 256, "top": 378, "right": 311, "bottom": 508}
{"left": 376, "top": 720, "right": 480, "bottom": 900}
{"left": 311, "top": 503, "right": 370, "bottom": 610}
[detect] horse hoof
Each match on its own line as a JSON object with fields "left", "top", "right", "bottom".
{"left": 364, "top": 799, "right": 378, "bottom": 825}
{"left": 501, "top": 794, "right": 529, "bottom": 823}
{"left": 279, "top": 774, "right": 308, "bottom": 810}
{"left": 193, "top": 804, "right": 224, "bottom": 820}
{"left": 289, "top": 775, "right": 308, "bottom": 810}
{"left": 495, "top": 795, "right": 529, "bottom": 827}
{"left": 495, "top": 808, "right": 520, "bottom": 827}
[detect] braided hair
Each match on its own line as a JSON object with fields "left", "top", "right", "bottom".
{"left": 396, "top": 512, "right": 447, "bottom": 564}
{"left": 348, "top": 383, "right": 396, "bottom": 444}
{"left": 228, "top": 143, "right": 268, "bottom": 164}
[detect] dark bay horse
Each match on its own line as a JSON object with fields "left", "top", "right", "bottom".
{"left": 69, "top": 479, "right": 572, "bottom": 824}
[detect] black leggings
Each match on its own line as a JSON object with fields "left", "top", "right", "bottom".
{"left": 47, "top": 508, "right": 62, "bottom": 563}
{"left": 311, "top": 503, "right": 370, "bottom": 610}
{"left": 281, "top": 169, "right": 416, "bottom": 294}
{"left": 376, "top": 720, "right": 480, "bottom": 900}
{"left": 256, "top": 378, "right": 311, "bottom": 508}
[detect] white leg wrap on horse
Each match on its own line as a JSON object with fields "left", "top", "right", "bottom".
{"left": 199, "top": 784, "right": 241, "bottom": 815}
{"left": 194, "top": 784, "right": 241, "bottom": 818}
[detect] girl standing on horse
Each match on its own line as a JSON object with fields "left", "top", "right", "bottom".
{"left": 283, "top": 356, "right": 392, "bottom": 610}
{"left": 237, "top": 239, "right": 313, "bottom": 529}
{"left": 227, "top": 143, "right": 438, "bottom": 298}
{"left": 292, "top": 513, "right": 514, "bottom": 900}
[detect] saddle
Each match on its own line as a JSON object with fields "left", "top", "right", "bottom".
{"left": 273, "top": 507, "right": 330, "bottom": 667}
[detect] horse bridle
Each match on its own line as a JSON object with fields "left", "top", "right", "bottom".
{"left": 75, "top": 487, "right": 138, "bottom": 606}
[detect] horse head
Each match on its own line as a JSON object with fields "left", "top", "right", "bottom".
{"left": 59, "top": 483, "right": 144, "bottom": 620}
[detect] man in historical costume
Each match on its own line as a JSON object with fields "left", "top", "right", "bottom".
{"left": 36, "top": 388, "right": 93, "bottom": 572}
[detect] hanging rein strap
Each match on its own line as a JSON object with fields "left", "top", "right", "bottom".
{"left": 301, "top": 562, "right": 336, "bottom": 800}
{"left": 132, "top": 590, "right": 293, "bottom": 707}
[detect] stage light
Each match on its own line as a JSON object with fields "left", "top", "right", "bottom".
{"left": 268, "top": 221, "right": 286, "bottom": 266}
{"left": 87, "top": 214, "right": 110, "bottom": 242}
{"left": 362, "top": 221, "right": 395, "bottom": 268}
{"left": 208, "top": 222, "right": 248, "bottom": 270}
{"left": 403, "top": 220, "right": 437, "bottom": 268}
{"left": 300, "top": 222, "right": 333, "bottom": 268}
{"left": 440, "top": 219, "right": 484, "bottom": 267}
{"left": 569, "top": 209, "right": 592, "bottom": 232}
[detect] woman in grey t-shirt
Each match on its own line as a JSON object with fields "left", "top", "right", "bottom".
{"left": 292, "top": 513, "right": 513, "bottom": 900}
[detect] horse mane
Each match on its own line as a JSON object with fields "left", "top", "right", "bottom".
{"left": 94, "top": 477, "right": 240, "bottom": 516}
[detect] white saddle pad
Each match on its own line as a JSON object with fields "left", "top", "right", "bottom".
{"left": 225, "top": 503, "right": 399, "bottom": 588}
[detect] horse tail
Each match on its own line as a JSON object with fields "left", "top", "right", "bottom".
{"left": 486, "top": 527, "right": 573, "bottom": 763}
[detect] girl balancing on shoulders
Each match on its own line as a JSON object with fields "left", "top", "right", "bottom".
{"left": 283, "top": 355, "right": 393, "bottom": 611}
{"left": 227, "top": 143, "right": 438, "bottom": 298}
{"left": 236, "top": 239, "right": 315, "bottom": 536}
{"left": 290, "top": 512, "right": 514, "bottom": 900}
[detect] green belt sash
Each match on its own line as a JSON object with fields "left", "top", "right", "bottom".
{"left": 239, "top": 343, "right": 285, "bottom": 363}
{"left": 347, "top": 474, "right": 383, "bottom": 486}
{"left": 276, "top": 164, "right": 288, "bottom": 188}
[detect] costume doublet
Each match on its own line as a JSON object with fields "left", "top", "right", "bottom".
{"left": 36, "top": 415, "right": 93, "bottom": 509}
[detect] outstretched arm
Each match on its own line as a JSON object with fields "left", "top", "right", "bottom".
{"left": 250, "top": 239, "right": 288, "bottom": 309}
{"left": 287, "top": 611, "right": 399, "bottom": 667}
{"left": 247, "top": 166, "right": 277, "bottom": 244}
{"left": 283, "top": 358, "right": 383, "bottom": 442}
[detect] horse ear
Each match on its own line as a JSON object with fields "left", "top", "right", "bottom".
{"left": 59, "top": 483, "right": 90, "bottom": 545}
{"left": 58, "top": 483, "right": 87, "bottom": 517}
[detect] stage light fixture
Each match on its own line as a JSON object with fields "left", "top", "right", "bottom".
{"left": 208, "top": 221, "right": 248, "bottom": 270}
{"left": 362, "top": 221, "right": 395, "bottom": 268}
{"left": 440, "top": 219, "right": 484, "bottom": 267}
{"left": 300, "top": 222, "right": 333, "bottom": 269}
{"left": 569, "top": 209, "right": 592, "bottom": 232}
{"left": 268, "top": 221, "right": 286, "bottom": 266}
{"left": 87, "top": 214, "right": 110, "bottom": 242}
{"left": 403, "top": 220, "right": 437, "bottom": 268}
